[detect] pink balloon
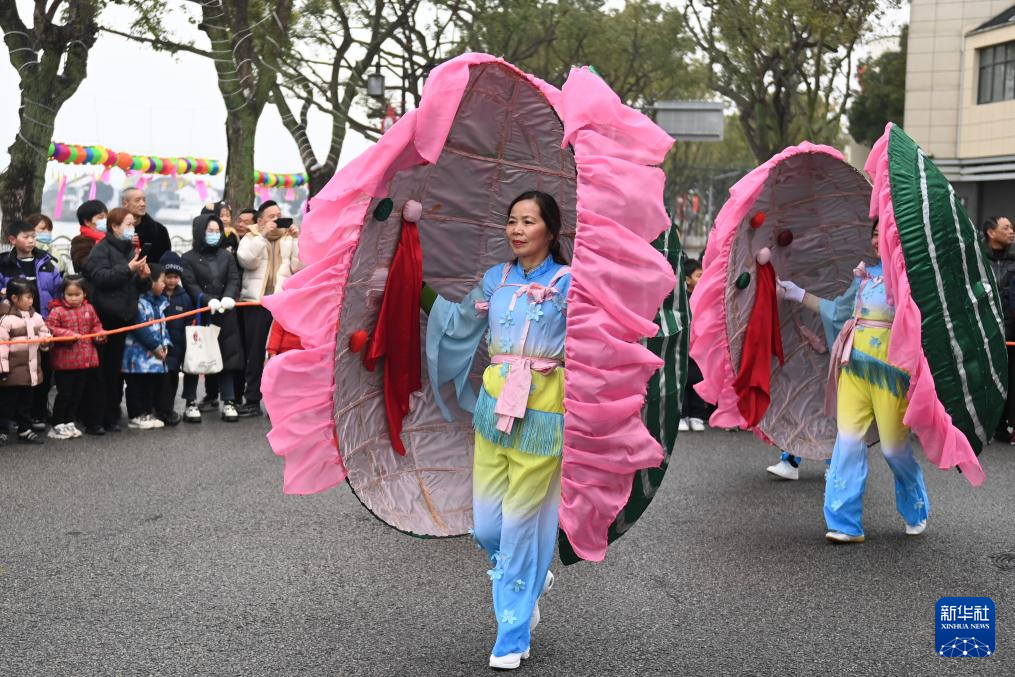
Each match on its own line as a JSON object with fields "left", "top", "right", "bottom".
{"left": 402, "top": 199, "right": 423, "bottom": 223}
{"left": 755, "top": 247, "right": 771, "bottom": 266}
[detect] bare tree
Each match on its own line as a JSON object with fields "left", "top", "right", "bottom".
{"left": 685, "top": 0, "right": 893, "bottom": 162}
{"left": 0, "top": 0, "right": 102, "bottom": 229}
{"left": 105, "top": 0, "right": 294, "bottom": 209}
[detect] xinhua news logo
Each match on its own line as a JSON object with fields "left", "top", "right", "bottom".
{"left": 936, "top": 597, "right": 995, "bottom": 658}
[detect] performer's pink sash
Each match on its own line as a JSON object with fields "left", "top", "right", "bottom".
{"left": 490, "top": 354, "right": 562, "bottom": 434}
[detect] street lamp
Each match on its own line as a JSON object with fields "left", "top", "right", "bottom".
{"left": 367, "top": 68, "right": 385, "bottom": 99}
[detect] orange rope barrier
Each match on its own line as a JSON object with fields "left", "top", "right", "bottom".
{"left": 0, "top": 301, "right": 263, "bottom": 346}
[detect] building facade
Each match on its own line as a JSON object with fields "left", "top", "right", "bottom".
{"left": 906, "top": 1, "right": 1015, "bottom": 223}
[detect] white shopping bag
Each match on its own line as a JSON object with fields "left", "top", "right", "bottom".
{"left": 183, "top": 323, "right": 223, "bottom": 375}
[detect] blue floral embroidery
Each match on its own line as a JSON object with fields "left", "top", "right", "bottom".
{"left": 914, "top": 499, "right": 925, "bottom": 511}
{"left": 833, "top": 478, "right": 847, "bottom": 491}
{"left": 494, "top": 552, "right": 511, "bottom": 565}
{"left": 499, "top": 609, "right": 518, "bottom": 625}
{"left": 500, "top": 338, "right": 513, "bottom": 354}
{"left": 511, "top": 579, "right": 526, "bottom": 592}
{"left": 830, "top": 499, "right": 844, "bottom": 511}
{"left": 499, "top": 364, "right": 510, "bottom": 377}
{"left": 526, "top": 303, "right": 544, "bottom": 322}
{"left": 869, "top": 337, "right": 882, "bottom": 348}
{"left": 499, "top": 311, "right": 514, "bottom": 328}
{"left": 860, "top": 307, "right": 870, "bottom": 316}
{"left": 487, "top": 568, "right": 503, "bottom": 581}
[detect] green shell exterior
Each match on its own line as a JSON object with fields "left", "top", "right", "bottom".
{"left": 558, "top": 223, "right": 687, "bottom": 564}
{"left": 887, "top": 125, "right": 1008, "bottom": 454}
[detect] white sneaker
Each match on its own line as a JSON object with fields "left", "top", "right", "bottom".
{"left": 128, "top": 416, "right": 156, "bottom": 430}
{"left": 489, "top": 649, "right": 530, "bottom": 670}
{"left": 689, "top": 417, "right": 706, "bottom": 432}
{"left": 530, "top": 570, "right": 555, "bottom": 631}
{"left": 184, "top": 402, "right": 202, "bottom": 423}
{"left": 47, "top": 424, "right": 73, "bottom": 440}
{"left": 766, "top": 459, "right": 799, "bottom": 481}
{"left": 825, "top": 531, "right": 865, "bottom": 543}
{"left": 678, "top": 418, "right": 690, "bottom": 432}
{"left": 905, "top": 520, "right": 927, "bottom": 536}
{"left": 66, "top": 422, "right": 83, "bottom": 438}
{"left": 144, "top": 414, "right": 165, "bottom": 429}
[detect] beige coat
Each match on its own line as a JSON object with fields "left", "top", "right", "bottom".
{"left": 236, "top": 229, "right": 303, "bottom": 301}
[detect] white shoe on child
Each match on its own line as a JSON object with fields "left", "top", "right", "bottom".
{"left": 128, "top": 416, "right": 156, "bottom": 430}
{"left": 144, "top": 414, "right": 165, "bottom": 429}
{"left": 689, "top": 417, "right": 706, "bottom": 432}
{"left": 66, "top": 423, "right": 83, "bottom": 438}
{"left": 678, "top": 418, "right": 690, "bottom": 432}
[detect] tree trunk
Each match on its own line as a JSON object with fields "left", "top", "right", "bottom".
{"left": 0, "top": 95, "right": 56, "bottom": 230}
{"left": 224, "top": 107, "right": 259, "bottom": 210}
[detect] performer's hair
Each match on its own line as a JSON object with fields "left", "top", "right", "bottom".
{"left": 507, "top": 191, "right": 569, "bottom": 264}
{"left": 982, "top": 216, "right": 1007, "bottom": 237}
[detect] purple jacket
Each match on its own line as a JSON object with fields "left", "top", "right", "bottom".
{"left": 0, "top": 248, "right": 63, "bottom": 319}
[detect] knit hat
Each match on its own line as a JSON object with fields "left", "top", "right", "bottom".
{"left": 159, "top": 251, "right": 184, "bottom": 276}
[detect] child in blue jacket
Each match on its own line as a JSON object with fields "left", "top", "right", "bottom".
{"left": 155, "top": 252, "right": 195, "bottom": 425}
{"left": 122, "top": 263, "right": 171, "bottom": 430}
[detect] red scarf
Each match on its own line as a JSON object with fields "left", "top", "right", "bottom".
{"left": 732, "top": 261, "right": 784, "bottom": 427}
{"left": 79, "top": 225, "right": 105, "bottom": 243}
{"left": 363, "top": 217, "right": 423, "bottom": 456}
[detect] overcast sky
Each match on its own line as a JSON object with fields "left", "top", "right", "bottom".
{"left": 1, "top": 1, "right": 909, "bottom": 182}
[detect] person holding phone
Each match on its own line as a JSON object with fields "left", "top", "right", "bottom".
{"left": 235, "top": 200, "right": 303, "bottom": 417}
{"left": 83, "top": 207, "right": 153, "bottom": 432}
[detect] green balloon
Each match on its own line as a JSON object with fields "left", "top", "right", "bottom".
{"left": 735, "top": 271, "right": 751, "bottom": 290}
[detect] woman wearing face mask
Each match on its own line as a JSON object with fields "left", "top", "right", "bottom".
{"left": 71, "top": 200, "right": 109, "bottom": 273}
{"left": 83, "top": 207, "right": 153, "bottom": 432}
{"left": 181, "top": 214, "right": 245, "bottom": 422}
{"left": 26, "top": 213, "right": 68, "bottom": 275}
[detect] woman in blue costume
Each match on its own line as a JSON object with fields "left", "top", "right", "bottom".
{"left": 424, "top": 190, "right": 569, "bottom": 670}
{"left": 778, "top": 220, "right": 930, "bottom": 543}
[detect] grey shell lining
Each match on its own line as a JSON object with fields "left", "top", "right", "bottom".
{"left": 333, "top": 62, "right": 578, "bottom": 536}
{"left": 724, "top": 152, "right": 874, "bottom": 459}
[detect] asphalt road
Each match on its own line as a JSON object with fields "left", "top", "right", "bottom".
{"left": 1, "top": 414, "right": 1013, "bottom": 676}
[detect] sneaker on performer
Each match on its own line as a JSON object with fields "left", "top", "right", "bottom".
{"left": 825, "top": 531, "right": 865, "bottom": 543}
{"left": 678, "top": 418, "right": 690, "bottom": 432}
{"left": 531, "top": 570, "right": 555, "bottom": 631}
{"left": 47, "top": 424, "right": 74, "bottom": 440}
{"left": 689, "top": 417, "right": 706, "bottom": 432}
{"left": 905, "top": 520, "right": 927, "bottom": 536}
{"left": 184, "top": 401, "right": 202, "bottom": 423}
{"left": 766, "top": 452, "right": 800, "bottom": 481}
{"left": 489, "top": 649, "right": 530, "bottom": 670}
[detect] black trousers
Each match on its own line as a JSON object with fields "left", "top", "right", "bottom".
{"left": 125, "top": 373, "right": 163, "bottom": 419}
{"left": 1000, "top": 346, "right": 1015, "bottom": 433}
{"left": 53, "top": 368, "right": 101, "bottom": 426}
{"left": 31, "top": 352, "right": 52, "bottom": 421}
{"left": 683, "top": 357, "right": 711, "bottom": 420}
{"left": 157, "top": 371, "right": 199, "bottom": 414}
{"left": 0, "top": 385, "right": 33, "bottom": 433}
{"left": 242, "top": 305, "right": 273, "bottom": 404}
{"left": 97, "top": 317, "right": 127, "bottom": 427}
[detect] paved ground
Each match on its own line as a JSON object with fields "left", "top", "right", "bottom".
{"left": 1, "top": 414, "right": 1013, "bottom": 676}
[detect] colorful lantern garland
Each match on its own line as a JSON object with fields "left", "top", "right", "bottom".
{"left": 48, "top": 141, "right": 308, "bottom": 187}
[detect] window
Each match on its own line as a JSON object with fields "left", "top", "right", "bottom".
{"left": 978, "top": 41, "right": 1015, "bottom": 104}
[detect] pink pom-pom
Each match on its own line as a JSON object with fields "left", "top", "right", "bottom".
{"left": 402, "top": 200, "right": 423, "bottom": 223}
{"left": 755, "top": 247, "right": 771, "bottom": 266}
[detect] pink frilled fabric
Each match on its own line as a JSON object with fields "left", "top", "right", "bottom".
{"left": 261, "top": 54, "right": 675, "bottom": 561}
{"left": 865, "top": 124, "right": 985, "bottom": 486}
{"left": 689, "top": 142, "right": 842, "bottom": 431}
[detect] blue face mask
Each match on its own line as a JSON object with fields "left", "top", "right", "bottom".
{"left": 206, "top": 232, "right": 221, "bottom": 247}
{"left": 120, "top": 227, "right": 135, "bottom": 242}
{"left": 95, "top": 219, "right": 107, "bottom": 232}
{"left": 36, "top": 232, "right": 52, "bottom": 245}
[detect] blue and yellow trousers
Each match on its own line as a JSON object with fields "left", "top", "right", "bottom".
{"left": 824, "top": 369, "right": 930, "bottom": 536}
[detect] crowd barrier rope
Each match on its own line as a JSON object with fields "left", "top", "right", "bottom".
{"left": 0, "top": 301, "right": 263, "bottom": 346}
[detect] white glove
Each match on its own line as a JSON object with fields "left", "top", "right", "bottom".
{"left": 208, "top": 298, "right": 223, "bottom": 314}
{"left": 221, "top": 297, "right": 236, "bottom": 311}
{"left": 777, "top": 279, "right": 806, "bottom": 303}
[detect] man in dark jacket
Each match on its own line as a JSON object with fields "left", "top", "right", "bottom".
{"left": 122, "top": 187, "right": 172, "bottom": 263}
{"left": 982, "top": 215, "right": 1015, "bottom": 441}
{"left": 83, "top": 213, "right": 153, "bottom": 431}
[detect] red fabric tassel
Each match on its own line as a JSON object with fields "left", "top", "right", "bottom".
{"left": 732, "top": 261, "right": 784, "bottom": 427}
{"left": 363, "top": 217, "right": 423, "bottom": 456}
